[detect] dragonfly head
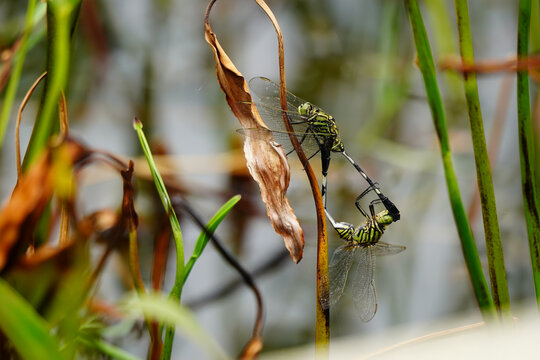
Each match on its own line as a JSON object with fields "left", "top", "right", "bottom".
{"left": 375, "top": 210, "right": 394, "bottom": 227}
{"left": 298, "top": 102, "right": 313, "bottom": 116}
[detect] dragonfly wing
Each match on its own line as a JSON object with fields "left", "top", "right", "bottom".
{"left": 323, "top": 243, "right": 357, "bottom": 310}
{"left": 372, "top": 242, "right": 406, "bottom": 256}
{"left": 350, "top": 246, "right": 377, "bottom": 322}
{"left": 237, "top": 123, "right": 322, "bottom": 160}
{"left": 249, "top": 77, "right": 311, "bottom": 110}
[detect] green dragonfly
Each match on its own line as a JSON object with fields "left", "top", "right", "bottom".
{"left": 241, "top": 77, "right": 400, "bottom": 221}
{"left": 323, "top": 196, "right": 405, "bottom": 322}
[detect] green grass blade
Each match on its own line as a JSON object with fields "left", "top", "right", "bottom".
{"left": 0, "top": 278, "right": 66, "bottom": 360}
{"left": 123, "top": 293, "right": 230, "bottom": 360}
{"left": 183, "top": 195, "right": 241, "bottom": 283}
{"left": 132, "top": 118, "right": 184, "bottom": 360}
{"left": 22, "top": 0, "right": 82, "bottom": 170}
{"left": 517, "top": 0, "right": 540, "bottom": 308}
{"left": 78, "top": 338, "right": 141, "bottom": 360}
{"left": 404, "top": 0, "right": 497, "bottom": 321}
{"left": 454, "top": 0, "right": 510, "bottom": 319}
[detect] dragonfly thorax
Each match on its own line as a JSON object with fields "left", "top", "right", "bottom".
{"left": 350, "top": 210, "right": 394, "bottom": 245}
{"left": 298, "top": 102, "right": 344, "bottom": 154}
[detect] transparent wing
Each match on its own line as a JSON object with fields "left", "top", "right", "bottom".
{"left": 322, "top": 243, "right": 357, "bottom": 310}
{"left": 237, "top": 126, "right": 322, "bottom": 158}
{"left": 372, "top": 242, "right": 406, "bottom": 257}
{"left": 350, "top": 246, "right": 377, "bottom": 322}
{"left": 249, "top": 77, "right": 313, "bottom": 111}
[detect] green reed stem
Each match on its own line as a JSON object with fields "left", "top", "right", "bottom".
{"left": 517, "top": 0, "right": 540, "bottom": 309}
{"left": 404, "top": 0, "right": 497, "bottom": 321}
{"left": 454, "top": 0, "right": 510, "bottom": 320}
{"left": 22, "top": 0, "right": 82, "bottom": 170}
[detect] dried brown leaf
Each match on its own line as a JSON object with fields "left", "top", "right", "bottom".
{"left": 204, "top": 1, "right": 304, "bottom": 263}
{"left": 0, "top": 139, "right": 89, "bottom": 271}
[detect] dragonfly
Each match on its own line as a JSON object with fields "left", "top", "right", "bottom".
{"left": 322, "top": 195, "right": 405, "bottom": 322}
{"left": 241, "top": 77, "right": 400, "bottom": 221}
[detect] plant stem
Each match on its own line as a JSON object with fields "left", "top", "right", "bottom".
{"left": 253, "top": 0, "right": 330, "bottom": 350}
{"left": 517, "top": 0, "right": 540, "bottom": 309}
{"left": 23, "top": 0, "right": 82, "bottom": 170}
{"left": 132, "top": 119, "right": 184, "bottom": 360}
{"left": 404, "top": 0, "right": 497, "bottom": 321}
{"left": 454, "top": 0, "right": 510, "bottom": 319}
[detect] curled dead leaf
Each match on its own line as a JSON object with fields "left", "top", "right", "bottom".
{"left": 0, "top": 138, "right": 89, "bottom": 271}
{"left": 204, "top": 2, "right": 304, "bottom": 263}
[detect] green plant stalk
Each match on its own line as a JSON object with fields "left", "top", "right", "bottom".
{"left": 530, "top": 0, "right": 540, "bottom": 53}
{"left": 0, "top": 0, "right": 38, "bottom": 148}
{"left": 454, "top": 0, "right": 510, "bottom": 318}
{"left": 182, "top": 195, "right": 241, "bottom": 283}
{"left": 22, "top": 0, "right": 81, "bottom": 170}
{"left": 404, "top": 0, "right": 497, "bottom": 321}
{"left": 132, "top": 119, "right": 184, "bottom": 360}
{"left": 517, "top": 0, "right": 540, "bottom": 308}
{"left": 0, "top": 278, "right": 66, "bottom": 360}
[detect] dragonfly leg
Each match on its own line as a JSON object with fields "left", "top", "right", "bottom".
{"left": 286, "top": 128, "right": 312, "bottom": 157}
{"left": 306, "top": 148, "right": 321, "bottom": 161}
{"left": 357, "top": 182, "right": 381, "bottom": 201}
{"left": 354, "top": 198, "right": 370, "bottom": 219}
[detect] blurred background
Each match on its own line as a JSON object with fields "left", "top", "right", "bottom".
{"left": 0, "top": 0, "right": 537, "bottom": 358}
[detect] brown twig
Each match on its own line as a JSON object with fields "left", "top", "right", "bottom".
{"left": 253, "top": 0, "right": 330, "bottom": 349}
{"left": 15, "top": 72, "right": 47, "bottom": 180}
{"left": 186, "top": 248, "right": 289, "bottom": 309}
{"left": 440, "top": 54, "right": 540, "bottom": 75}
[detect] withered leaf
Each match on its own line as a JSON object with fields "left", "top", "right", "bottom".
{"left": 0, "top": 139, "right": 89, "bottom": 271}
{"left": 204, "top": 4, "right": 304, "bottom": 263}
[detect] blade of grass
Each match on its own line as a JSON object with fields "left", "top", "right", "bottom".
{"left": 517, "top": 0, "right": 540, "bottom": 309}
{"left": 123, "top": 293, "right": 230, "bottom": 360}
{"left": 78, "top": 338, "right": 140, "bottom": 360}
{"left": 22, "top": 0, "right": 82, "bottom": 170}
{"left": 454, "top": 0, "right": 510, "bottom": 320}
{"left": 183, "top": 195, "right": 241, "bottom": 282}
{"left": 0, "top": 278, "right": 66, "bottom": 360}
{"left": 132, "top": 118, "right": 184, "bottom": 360}
{"left": 404, "top": 0, "right": 497, "bottom": 321}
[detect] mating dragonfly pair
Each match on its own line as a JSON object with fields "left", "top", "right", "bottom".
{"left": 241, "top": 77, "right": 405, "bottom": 321}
